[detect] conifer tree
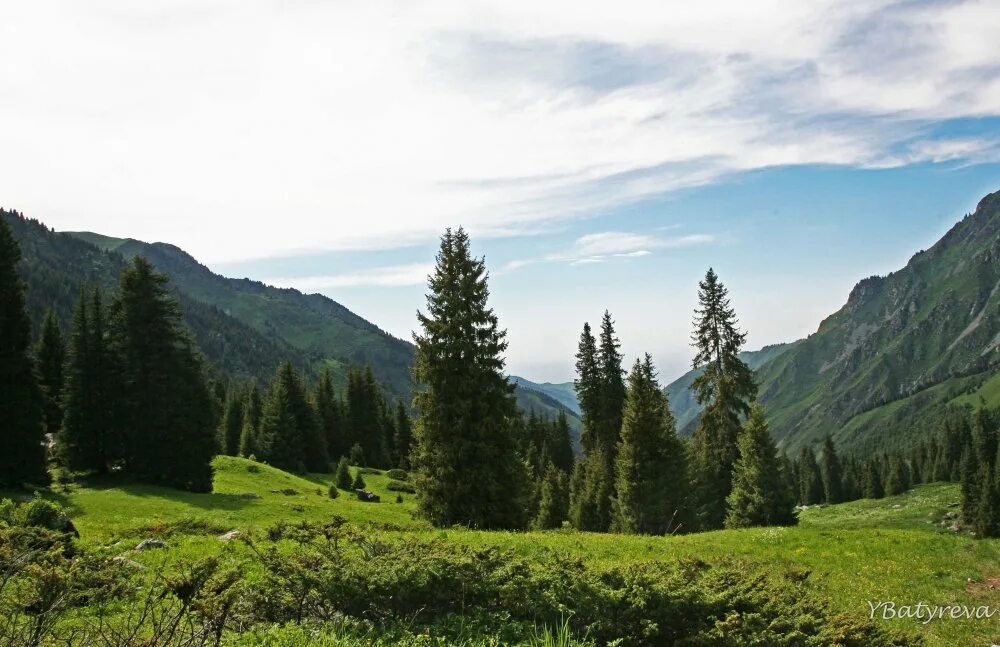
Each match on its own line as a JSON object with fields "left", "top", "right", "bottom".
{"left": 612, "top": 355, "right": 688, "bottom": 535}
{"left": 239, "top": 383, "right": 263, "bottom": 458}
{"left": 35, "top": 309, "right": 65, "bottom": 438}
{"left": 109, "top": 257, "right": 216, "bottom": 491}
{"left": 335, "top": 456, "right": 353, "bottom": 490}
{"left": 798, "top": 446, "right": 823, "bottom": 505}
{"left": 349, "top": 442, "right": 365, "bottom": 467}
{"left": 569, "top": 448, "right": 613, "bottom": 531}
{"left": 352, "top": 469, "right": 366, "bottom": 490}
{"left": 689, "top": 268, "right": 757, "bottom": 529}
{"left": 960, "top": 446, "right": 981, "bottom": 526}
{"left": 574, "top": 322, "right": 601, "bottom": 454}
{"left": 393, "top": 400, "right": 413, "bottom": 469}
{"left": 820, "top": 435, "right": 843, "bottom": 504}
{"left": 219, "top": 389, "right": 245, "bottom": 456}
{"left": 596, "top": 311, "right": 626, "bottom": 459}
{"left": 259, "top": 361, "right": 325, "bottom": 472}
{"left": 725, "top": 405, "right": 797, "bottom": 528}
{"left": 533, "top": 462, "right": 569, "bottom": 530}
{"left": 60, "top": 289, "right": 116, "bottom": 472}
{"left": 863, "top": 458, "right": 885, "bottom": 499}
{"left": 884, "top": 456, "right": 909, "bottom": 496}
{"left": 549, "top": 410, "right": 575, "bottom": 474}
{"left": 0, "top": 216, "right": 47, "bottom": 486}
{"left": 314, "top": 368, "right": 343, "bottom": 460}
{"left": 975, "top": 474, "right": 1000, "bottom": 538}
{"left": 411, "top": 227, "right": 527, "bottom": 529}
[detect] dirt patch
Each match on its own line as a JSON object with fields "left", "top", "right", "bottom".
{"left": 965, "top": 576, "right": 1000, "bottom": 597}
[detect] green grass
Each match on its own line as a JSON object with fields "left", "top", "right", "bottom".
{"left": 8, "top": 457, "right": 999, "bottom": 646}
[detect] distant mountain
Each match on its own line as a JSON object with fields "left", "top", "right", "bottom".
{"left": 754, "top": 190, "right": 1000, "bottom": 453}
{"left": 510, "top": 377, "right": 580, "bottom": 415}
{"left": 663, "top": 342, "right": 799, "bottom": 435}
{"left": 4, "top": 211, "right": 414, "bottom": 398}
{"left": 510, "top": 379, "right": 583, "bottom": 452}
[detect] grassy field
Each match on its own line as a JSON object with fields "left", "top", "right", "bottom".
{"left": 8, "top": 456, "right": 1000, "bottom": 645}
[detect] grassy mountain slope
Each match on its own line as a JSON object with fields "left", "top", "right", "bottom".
{"left": 756, "top": 190, "right": 1000, "bottom": 452}
{"left": 4, "top": 457, "right": 996, "bottom": 645}
{"left": 510, "top": 376, "right": 581, "bottom": 414}
{"left": 664, "top": 342, "right": 799, "bottom": 434}
{"left": 5, "top": 210, "right": 310, "bottom": 382}
{"left": 68, "top": 232, "right": 417, "bottom": 398}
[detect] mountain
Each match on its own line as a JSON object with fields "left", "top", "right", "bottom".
{"left": 754, "top": 190, "right": 1000, "bottom": 453}
{"left": 663, "top": 342, "right": 800, "bottom": 434}
{"left": 4, "top": 210, "right": 414, "bottom": 398}
{"left": 510, "top": 377, "right": 581, "bottom": 415}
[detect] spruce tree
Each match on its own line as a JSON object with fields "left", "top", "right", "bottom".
{"left": 798, "top": 446, "right": 823, "bottom": 505}
{"left": 548, "top": 410, "right": 575, "bottom": 474}
{"left": 335, "top": 457, "right": 353, "bottom": 490}
{"left": 820, "top": 435, "right": 843, "bottom": 504}
{"left": 259, "top": 361, "right": 325, "bottom": 472}
{"left": 533, "top": 462, "right": 569, "bottom": 530}
{"left": 393, "top": 400, "right": 413, "bottom": 469}
{"left": 314, "top": 368, "right": 343, "bottom": 460}
{"left": 596, "top": 311, "right": 626, "bottom": 459}
{"left": 35, "top": 309, "right": 65, "bottom": 438}
{"left": 109, "top": 257, "right": 216, "bottom": 491}
{"left": 960, "top": 446, "right": 981, "bottom": 526}
{"left": 0, "top": 216, "right": 47, "bottom": 486}
{"left": 60, "top": 289, "right": 116, "bottom": 473}
{"left": 689, "top": 268, "right": 757, "bottom": 529}
{"left": 569, "top": 448, "right": 613, "bottom": 531}
{"left": 975, "top": 474, "right": 1000, "bottom": 538}
{"left": 352, "top": 469, "right": 366, "bottom": 490}
{"left": 612, "top": 355, "right": 688, "bottom": 535}
{"left": 574, "top": 322, "right": 601, "bottom": 454}
{"left": 863, "top": 458, "right": 885, "bottom": 499}
{"left": 725, "top": 405, "right": 797, "bottom": 528}
{"left": 411, "top": 227, "right": 527, "bottom": 529}
{"left": 884, "top": 456, "right": 909, "bottom": 496}
{"left": 239, "top": 383, "right": 263, "bottom": 458}
{"left": 219, "top": 389, "right": 245, "bottom": 456}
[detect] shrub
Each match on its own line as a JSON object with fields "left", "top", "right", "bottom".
{"left": 395, "top": 495, "right": 404, "bottom": 504}
{"left": 387, "top": 480, "right": 416, "bottom": 494}
{"left": 328, "top": 484, "right": 340, "bottom": 499}
{"left": 352, "top": 471, "right": 366, "bottom": 490}
{"left": 335, "top": 458, "right": 353, "bottom": 490}
{"left": 387, "top": 469, "right": 408, "bottom": 481}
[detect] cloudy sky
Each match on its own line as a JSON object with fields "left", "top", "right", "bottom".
{"left": 2, "top": 0, "right": 999, "bottom": 382}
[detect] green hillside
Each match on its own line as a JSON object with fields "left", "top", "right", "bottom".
{"left": 664, "top": 342, "right": 798, "bottom": 434}
{"left": 511, "top": 376, "right": 581, "bottom": 415}
{"left": 753, "top": 190, "right": 1000, "bottom": 453}
{"left": 5, "top": 457, "right": 996, "bottom": 645}
{"left": 70, "top": 231, "right": 417, "bottom": 399}
{"left": 512, "top": 381, "right": 583, "bottom": 450}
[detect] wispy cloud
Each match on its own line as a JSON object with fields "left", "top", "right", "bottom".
{"left": 264, "top": 263, "right": 433, "bottom": 291}
{"left": 502, "top": 230, "right": 714, "bottom": 272}
{"left": 0, "top": 1, "right": 997, "bottom": 261}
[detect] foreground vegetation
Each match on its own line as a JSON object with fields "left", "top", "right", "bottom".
{"left": 3, "top": 456, "right": 998, "bottom": 645}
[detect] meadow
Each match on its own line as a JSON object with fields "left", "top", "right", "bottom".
{"left": 4, "top": 456, "right": 996, "bottom": 645}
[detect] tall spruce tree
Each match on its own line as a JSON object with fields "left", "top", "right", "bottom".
{"left": 411, "top": 227, "right": 527, "bottom": 529}
{"left": 863, "top": 458, "right": 885, "bottom": 499}
{"left": 314, "top": 368, "right": 343, "bottom": 460}
{"left": 725, "top": 405, "right": 797, "bottom": 528}
{"left": 259, "top": 361, "right": 326, "bottom": 472}
{"left": 533, "top": 462, "right": 569, "bottom": 530}
{"left": 109, "top": 257, "right": 216, "bottom": 491}
{"left": 597, "top": 311, "right": 626, "bottom": 459}
{"left": 569, "top": 447, "right": 613, "bottom": 531}
{"left": 612, "top": 355, "right": 688, "bottom": 535}
{"left": 549, "top": 410, "right": 575, "bottom": 474}
{"left": 798, "top": 446, "right": 823, "bottom": 505}
{"left": 35, "top": 309, "right": 65, "bottom": 438}
{"left": 239, "top": 383, "right": 263, "bottom": 458}
{"left": 0, "top": 216, "right": 47, "bottom": 486}
{"left": 219, "top": 389, "right": 245, "bottom": 457}
{"left": 689, "top": 268, "right": 757, "bottom": 528}
{"left": 820, "top": 435, "right": 844, "bottom": 504}
{"left": 574, "top": 322, "right": 601, "bottom": 454}
{"left": 393, "top": 400, "right": 413, "bottom": 469}
{"left": 60, "top": 289, "right": 116, "bottom": 472}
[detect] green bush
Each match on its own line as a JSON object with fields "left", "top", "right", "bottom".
{"left": 328, "top": 484, "right": 339, "bottom": 499}
{"left": 387, "top": 480, "right": 416, "bottom": 494}
{"left": 387, "top": 469, "right": 408, "bottom": 481}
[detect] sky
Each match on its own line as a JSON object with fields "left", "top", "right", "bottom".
{"left": 2, "top": 1, "right": 999, "bottom": 383}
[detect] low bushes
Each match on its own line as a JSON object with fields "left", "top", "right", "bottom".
{"left": 386, "top": 480, "right": 416, "bottom": 494}
{"left": 386, "top": 469, "right": 408, "bottom": 481}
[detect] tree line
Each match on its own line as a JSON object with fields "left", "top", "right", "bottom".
{"left": 0, "top": 215, "right": 417, "bottom": 490}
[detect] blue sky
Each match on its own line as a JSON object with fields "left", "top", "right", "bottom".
{"left": 1, "top": 1, "right": 998, "bottom": 382}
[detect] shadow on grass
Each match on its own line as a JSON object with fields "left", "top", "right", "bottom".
{"left": 55, "top": 473, "right": 258, "bottom": 513}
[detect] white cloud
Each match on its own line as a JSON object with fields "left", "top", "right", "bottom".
{"left": 501, "top": 230, "right": 714, "bottom": 271}
{"left": 265, "top": 263, "right": 433, "bottom": 290}
{"left": 0, "top": 1, "right": 997, "bottom": 262}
